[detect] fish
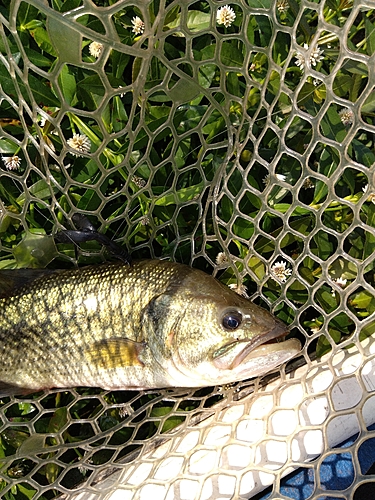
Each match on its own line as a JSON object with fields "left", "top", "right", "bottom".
{"left": 0, "top": 259, "right": 301, "bottom": 395}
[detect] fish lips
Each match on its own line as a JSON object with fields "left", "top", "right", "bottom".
{"left": 213, "top": 323, "right": 300, "bottom": 371}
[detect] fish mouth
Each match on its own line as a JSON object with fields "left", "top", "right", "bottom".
{"left": 230, "top": 322, "right": 294, "bottom": 370}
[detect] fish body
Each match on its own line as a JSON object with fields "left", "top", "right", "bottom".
{"left": 0, "top": 260, "right": 301, "bottom": 394}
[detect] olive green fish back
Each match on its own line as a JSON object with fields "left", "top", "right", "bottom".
{"left": 0, "top": 0, "right": 375, "bottom": 498}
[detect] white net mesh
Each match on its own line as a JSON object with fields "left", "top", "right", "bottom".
{"left": 1, "top": 0, "right": 375, "bottom": 498}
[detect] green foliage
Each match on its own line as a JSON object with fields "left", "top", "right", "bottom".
{"left": 0, "top": 1, "right": 375, "bottom": 495}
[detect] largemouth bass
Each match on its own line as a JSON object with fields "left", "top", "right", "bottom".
{"left": 0, "top": 260, "right": 301, "bottom": 395}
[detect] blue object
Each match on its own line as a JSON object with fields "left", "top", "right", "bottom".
{"left": 258, "top": 423, "right": 375, "bottom": 499}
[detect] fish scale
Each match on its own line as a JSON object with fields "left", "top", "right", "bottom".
{"left": 0, "top": 260, "right": 301, "bottom": 395}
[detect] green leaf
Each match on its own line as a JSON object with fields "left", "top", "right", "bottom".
{"left": 78, "top": 74, "right": 106, "bottom": 96}
{"left": 328, "top": 258, "right": 358, "bottom": 281}
{"left": 155, "top": 183, "right": 204, "bottom": 206}
{"left": 57, "top": 64, "right": 76, "bottom": 105}
{"left": 76, "top": 188, "right": 102, "bottom": 211}
{"left": 169, "top": 78, "right": 201, "bottom": 102}
{"left": 14, "top": 484, "right": 36, "bottom": 499}
{"left": 28, "top": 73, "right": 60, "bottom": 107}
{"left": 341, "top": 60, "right": 368, "bottom": 76}
{"left": 316, "top": 329, "right": 341, "bottom": 357}
{"left": 361, "top": 91, "right": 375, "bottom": 113}
{"left": 365, "top": 18, "right": 375, "bottom": 56}
{"left": 220, "top": 41, "right": 244, "bottom": 67}
{"left": 17, "top": 2, "right": 40, "bottom": 28}
{"left": 48, "top": 407, "right": 68, "bottom": 433}
{"left": 71, "top": 159, "right": 99, "bottom": 183}
{"left": 0, "top": 138, "right": 18, "bottom": 154}
{"left": 165, "top": 10, "right": 210, "bottom": 32}
{"left": 17, "top": 179, "right": 55, "bottom": 204}
{"left": 18, "top": 434, "right": 46, "bottom": 456}
{"left": 112, "top": 50, "right": 130, "bottom": 79}
{"left": 162, "top": 415, "right": 185, "bottom": 433}
{"left": 24, "top": 47, "right": 52, "bottom": 68}
{"left": 47, "top": 17, "right": 81, "bottom": 63}
{"left": 232, "top": 215, "right": 254, "bottom": 239}
{"left": 360, "top": 320, "right": 375, "bottom": 342}
{"left": 185, "top": 10, "right": 211, "bottom": 31}
{"left": 351, "top": 139, "right": 375, "bottom": 167}
{"left": 319, "top": 106, "right": 346, "bottom": 142}
{"left": 2, "top": 429, "right": 29, "bottom": 449}
{"left": 364, "top": 204, "right": 375, "bottom": 260}
{"left": 349, "top": 290, "right": 375, "bottom": 311}
{"left": 78, "top": 74, "right": 124, "bottom": 97}
{"left": 111, "top": 96, "right": 128, "bottom": 132}
{"left": 248, "top": 255, "right": 266, "bottom": 280}
{"left": 132, "top": 57, "right": 143, "bottom": 83}
{"left": 313, "top": 231, "right": 332, "bottom": 261}
{"left": 297, "top": 82, "right": 317, "bottom": 106}
{"left": 246, "top": 0, "right": 271, "bottom": 8}
{"left": 255, "top": 15, "right": 273, "bottom": 46}
{"left": 29, "top": 27, "right": 57, "bottom": 57}
{"left": 316, "top": 287, "right": 338, "bottom": 312}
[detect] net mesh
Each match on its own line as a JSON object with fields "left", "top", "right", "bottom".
{"left": 0, "top": 0, "right": 375, "bottom": 498}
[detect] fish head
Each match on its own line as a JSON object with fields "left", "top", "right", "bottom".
{"left": 155, "top": 273, "right": 301, "bottom": 387}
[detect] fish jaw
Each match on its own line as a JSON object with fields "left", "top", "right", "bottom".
{"left": 214, "top": 321, "right": 290, "bottom": 370}
{"left": 209, "top": 320, "right": 301, "bottom": 380}
{"left": 205, "top": 337, "right": 302, "bottom": 385}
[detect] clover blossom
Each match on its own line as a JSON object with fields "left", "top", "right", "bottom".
{"left": 271, "top": 261, "right": 292, "bottom": 283}
{"left": 295, "top": 43, "right": 324, "bottom": 72}
{"left": 89, "top": 42, "right": 103, "bottom": 58}
{"left": 132, "top": 16, "right": 145, "bottom": 35}
{"left": 2, "top": 155, "right": 21, "bottom": 170}
{"left": 217, "top": 5, "right": 236, "bottom": 28}
{"left": 67, "top": 134, "right": 91, "bottom": 156}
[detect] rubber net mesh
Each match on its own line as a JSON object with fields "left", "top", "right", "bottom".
{"left": 1, "top": 0, "right": 375, "bottom": 498}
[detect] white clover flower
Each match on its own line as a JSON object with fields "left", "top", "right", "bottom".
{"left": 271, "top": 261, "right": 292, "bottom": 283}
{"left": 118, "top": 405, "right": 128, "bottom": 418}
{"left": 276, "top": 0, "right": 289, "bottom": 13}
{"left": 216, "top": 252, "right": 229, "bottom": 265}
{"left": 362, "top": 184, "right": 375, "bottom": 204}
{"left": 2, "top": 155, "right": 21, "bottom": 170}
{"left": 310, "top": 45, "right": 324, "bottom": 67}
{"left": 131, "top": 16, "right": 145, "bottom": 35}
{"left": 295, "top": 47, "right": 307, "bottom": 70}
{"left": 89, "top": 42, "right": 103, "bottom": 58}
{"left": 334, "top": 277, "right": 347, "bottom": 287}
{"left": 310, "top": 325, "right": 320, "bottom": 334}
{"left": 217, "top": 5, "right": 236, "bottom": 28}
{"left": 339, "top": 108, "right": 354, "bottom": 126}
{"left": 295, "top": 43, "right": 324, "bottom": 72}
{"left": 263, "top": 173, "right": 287, "bottom": 186}
{"left": 228, "top": 282, "right": 249, "bottom": 299}
{"left": 330, "top": 276, "right": 347, "bottom": 296}
{"left": 67, "top": 133, "right": 91, "bottom": 156}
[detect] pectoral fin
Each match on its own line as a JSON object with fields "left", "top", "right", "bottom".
{"left": 86, "top": 338, "right": 146, "bottom": 369}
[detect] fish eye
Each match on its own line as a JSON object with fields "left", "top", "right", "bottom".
{"left": 222, "top": 311, "right": 242, "bottom": 330}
